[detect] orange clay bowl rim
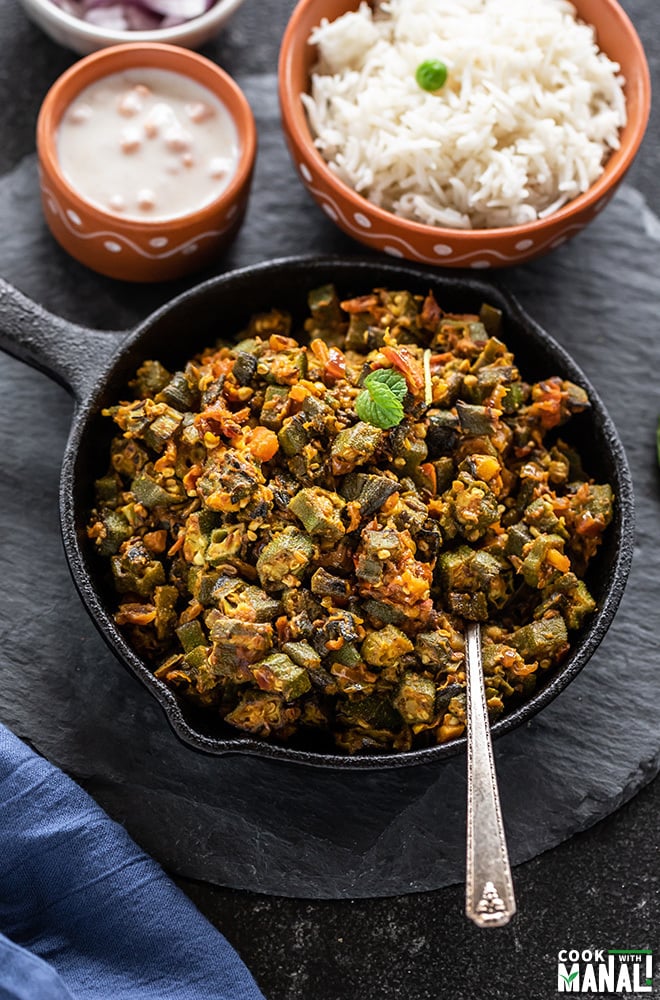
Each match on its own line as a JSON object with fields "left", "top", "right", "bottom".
{"left": 279, "top": 0, "right": 651, "bottom": 242}
{"left": 37, "top": 42, "right": 257, "bottom": 233}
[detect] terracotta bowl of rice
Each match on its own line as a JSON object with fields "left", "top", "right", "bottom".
{"left": 279, "top": 0, "right": 650, "bottom": 269}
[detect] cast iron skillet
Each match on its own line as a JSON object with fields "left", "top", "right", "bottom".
{"left": 0, "top": 256, "right": 634, "bottom": 770}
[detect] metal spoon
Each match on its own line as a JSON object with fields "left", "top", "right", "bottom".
{"left": 464, "top": 622, "right": 516, "bottom": 927}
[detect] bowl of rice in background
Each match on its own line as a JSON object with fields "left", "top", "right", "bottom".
{"left": 279, "top": 0, "right": 651, "bottom": 269}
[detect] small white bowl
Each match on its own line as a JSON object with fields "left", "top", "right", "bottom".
{"left": 19, "top": 0, "right": 248, "bottom": 55}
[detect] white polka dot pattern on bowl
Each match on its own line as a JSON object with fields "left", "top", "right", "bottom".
{"left": 299, "top": 163, "right": 312, "bottom": 183}
{"left": 41, "top": 183, "right": 239, "bottom": 264}
{"left": 353, "top": 212, "right": 371, "bottom": 229}
{"left": 433, "top": 244, "right": 453, "bottom": 257}
{"left": 515, "top": 238, "right": 533, "bottom": 251}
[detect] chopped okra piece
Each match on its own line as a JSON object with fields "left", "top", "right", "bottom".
{"left": 156, "top": 370, "right": 199, "bottom": 411}
{"left": 278, "top": 414, "right": 308, "bottom": 456}
{"left": 111, "top": 540, "right": 165, "bottom": 597}
{"left": 308, "top": 283, "right": 342, "bottom": 321}
{"left": 143, "top": 406, "right": 184, "bottom": 452}
{"left": 288, "top": 487, "right": 346, "bottom": 543}
{"left": 471, "top": 336, "right": 508, "bottom": 369}
{"left": 132, "top": 360, "right": 171, "bottom": 398}
{"left": 452, "top": 480, "right": 501, "bottom": 540}
{"left": 394, "top": 672, "right": 437, "bottom": 724}
{"left": 331, "top": 421, "right": 383, "bottom": 475}
{"left": 436, "top": 682, "right": 465, "bottom": 718}
{"left": 448, "top": 590, "right": 489, "bottom": 621}
{"left": 361, "top": 625, "right": 414, "bottom": 668}
{"left": 194, "top": 570, "right": 222, "bottom": 605}
{"left": 183, "top": 646, "right": 210, "bottom": 673}
{"left": 313, "top": 612, "right": 363, "bottom": 654}
{"left": 206, "top": 611, "right": 273, "bottom": 679}
{"left": 176, "top": 619, "right": 206, "bottom": 653}
{"left": 340, "top": 472, "right": 398, "bottom": 519}
{"left": 240, "top": 586, "right": 283, "bottom": 623}
{"left": 425, "top": 410, "right": 460, "bottom": 458}
{"left": 94, "top": 474, "right": 120, "bottom": 504}
{"left": 131, "top": 472, "right": 178, "bottom": 509}
{"left": 520, "top": 534, "right": 569, "bottom": 589}
{"left": 456, "top": 401, "right": 498, "bottom": 436}
{"left": 251, "top": 653, "right": 311, "bottom": 700}
{"left": 394, "top": 436, "right": 428, "bottom": 480}
{"left": 438, "top": 545, "right": 477, "bottom": 592}
{"left": 232, "top": 351, "right": 258, "bottom": 386}
{"left": 269, "top": 348, "right": 307, "bottom": 385}
{"left": 506, "top": 522, "right": 533, "bottom": 558}
{"left": 524, "top": 497, "right": 563, "bottom": 534}
{"left": 306, "top": 284, "right": 345, "bottom": 344}
{"left": 225, "top": 692, "right": 300, "bottom": 737}
{"left": 311, "top": 567, "right": 350, "bottom": 598}
{"left": 562, "top": 580, "right": 597, "bottom": 630}
{"left": 508, "top": 616, "right": 568, "bottom": 660}
{"left": 154, "top": 586, "right": 179, "bottom": 642}
{"left": 479, "top": 303, "right": 503, "bottom": 337}
{"left": 339, "top": 694, "right": 401, "bottom": 732}
{"left": 534, "top": 578, "right": 596, "bottom": 630}
{"left": 501, "top": 381, "right": 526, "bottom": 414}
{"left": 196, "top": 450, "right": 264, "bottom": 512}
{"left": 91, "top": 508, "right": 132, "bottom": 556}
{"left": 206, "top": 525, "right": 246, "bottom": 566}
{"left": 328, "top": 641, "right": 363, "bottom": 668}
{"left": 256, "top": 527, "right": 314, "bottom": 591}
{"left": 260, "top": 385, "right": 290, "bottom": 430}
{"left": 415, "top": 630, "right": 461, "bottom": 669}
{"left": 282, "top": 640, "right": 321, "bottom": 671}
{"left": 362, "top": 599, "right": 409, "bottom": 627}
{"left": 302, "top": 394, "right": 335, "bottom": 431}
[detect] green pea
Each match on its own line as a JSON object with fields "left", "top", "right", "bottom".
{"left": 415, "top": 59, "right": 448, "bottom": 93}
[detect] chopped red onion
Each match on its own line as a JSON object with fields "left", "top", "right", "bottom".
{"left": 49, "top": 0, "right": 217, "bottom": 29}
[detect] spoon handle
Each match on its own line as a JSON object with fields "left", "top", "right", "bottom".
{"left": 464, "top": 622, "right": 516, "bottom": 927}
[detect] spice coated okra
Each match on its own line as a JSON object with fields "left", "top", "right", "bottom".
{"left": 88, "top": 286, "right": 613, "bottom": 754}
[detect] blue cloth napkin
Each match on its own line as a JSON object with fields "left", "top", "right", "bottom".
{"left": 0, "top": 724, "right": 265, "bottom": 1000}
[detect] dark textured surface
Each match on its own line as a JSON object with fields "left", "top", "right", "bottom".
{"left": 0, "top": 0, "right": 659, "bottom": 995}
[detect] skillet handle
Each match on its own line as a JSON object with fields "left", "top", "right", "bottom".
{"left": 0, "top": 278, "right": 127, "bottom": 404}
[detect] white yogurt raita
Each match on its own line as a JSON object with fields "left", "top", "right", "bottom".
{"left": 57, "top": 68, "right": 240, "bottom": 221}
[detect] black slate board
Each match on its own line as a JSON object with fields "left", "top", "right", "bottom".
{"left": 0, "top": 76, "right": 659, "bottom": 899}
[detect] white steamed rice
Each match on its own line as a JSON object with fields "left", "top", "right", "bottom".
{"left": 301, "top": 0, "right": 627, "bottom": 230}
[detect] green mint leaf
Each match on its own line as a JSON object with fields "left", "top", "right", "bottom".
{"left": 364, "top": 368, "right": 407, "bottom": 401}
{"left": 355, "top": 367, "right": 407, "bottom": 429}
{"left": 368, "top": 380, "right": 404, "bottom": 410}
{"left": 355, "top": 386, "right": 404, "bottom": 430}
{"left": 568, "top": 972, "right": 578, "bottom": 984}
